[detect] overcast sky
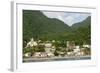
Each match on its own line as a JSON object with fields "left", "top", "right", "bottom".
{"left": 42, "top": 11, "right": 90, "bottom": 26}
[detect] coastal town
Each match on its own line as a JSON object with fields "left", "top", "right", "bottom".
{"left": 23, "top": 38, "right": 91, "bottom": 62}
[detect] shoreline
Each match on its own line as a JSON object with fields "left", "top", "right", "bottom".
{"left": 23, "top": 55, "right": 91, "bottom": 62}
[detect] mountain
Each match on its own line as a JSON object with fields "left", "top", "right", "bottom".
{"left": 23, "top": 10, "right": 91, "bottom": 45}
{"left": 71, "top": 16, "right": 91, "bottom": 30}
{"left": 23, "top": 10, "right": 70, "bottom": 41}
{"left": 69, "top": 16, "right": 91, "bottom": 44}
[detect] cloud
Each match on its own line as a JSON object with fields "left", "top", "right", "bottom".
{"left": 42, "top": 11, "right": 90, "bottom": 26}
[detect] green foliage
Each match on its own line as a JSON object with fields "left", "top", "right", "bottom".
{"left": 23, "top": 47, "right": 45, "bottom": 56}
{"left": 54, "top": 51, "right": 59, "bottom": 56}
{"left": 53, "top": 41, "right": 66, "bottom": 48}
{"left": 23, "top": 48, "right": 34, "bottom": 55}
{"left": 67, "top": 49, "right": 73, "bottom": 52}
{"left": 33, "top": 47, "right": 45, "bottom": 52}
{"left": 35, "top": 45, "right": 45, "bottom": 52}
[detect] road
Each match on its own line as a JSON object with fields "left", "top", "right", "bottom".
{"left": 23, "top": 55, "right": 91, "bottom": 62}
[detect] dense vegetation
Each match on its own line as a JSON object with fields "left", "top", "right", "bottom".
{"left": 23, "top": 10, "right": 91, "bottom": 47}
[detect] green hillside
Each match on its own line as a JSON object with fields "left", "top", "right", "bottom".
{"left": 23, "top": 10, "right": 70, "bottom": 41}
{"left": 68, "top": 16, "right": 91, "bottom": 45}
{"left": 71, "top": 16, "right": 91, "bottom": 30}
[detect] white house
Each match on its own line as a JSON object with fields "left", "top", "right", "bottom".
{"left": 25, "top": 38, "right": 38, "bottom": 48}
{"left": 47, "top": 52, "right": 54, "bottom": 57}
{"left": 74, "top": 46, "right": 80, "bottom": 53}
{"left": 24, "top": 52, "right": 31, "bottom": 57}
{"left": 67, "top": 52, "right": 74, "bottom": 56}
{"left": 52, "top": 40, "right": 55, "bottom": 43}
{"left": 44, "top": 43, "right": 52, "bottom": 48}
{"left": 75, "top": 51, "right": 84, "bottom": 56}
{"left": 33, "top": 52, "right": 41, "bottom": 58}
{"left": 40, "top": 52, "right": 47, "bottom": 58}
{"left": 83, "top": 44, "right": 90, "bottom": 48}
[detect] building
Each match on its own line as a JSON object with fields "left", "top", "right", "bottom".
{"left": 66, "top": 41, "right": 75, "bottom": 49}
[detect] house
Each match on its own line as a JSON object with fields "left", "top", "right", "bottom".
{"left": 33, "top": 52, "right": 41, "bottom": 58}
{"left": 83, "top": 44, "right": 90, "bottom": 48}
{"left": 38, "top": 40, "right": 42, "bottom": 43}
{"left": 52, "top": 40, "right": 55, "bottom": 43}
{"left": 40, "top": 52, "right": 47, "bottom": 58}
{"left": 67, "top": 52, "right": 74, "bottom": 56}
{"left": 75, "top": 51, "right": 84, "bottom": 56}
{"left": 66, "top": 41, "right": 75, "bottom": 49}
{"left": 24, "top": 52, "right": 31, "bottom": 57}
{"left": 47, "top": 52, "right": 54, "bottom": 57}
{"left": 44, "top": 42, "right": 52, "bottom": 53}
{"left": 25, "top": 38, "right": 38, "bottom": 48}
{"left": 50, "top": 46, "right": 56, "bottom": 53}
{"left": 33, "top": 52, "right": 47, "bottom": 58}
{"left": 44, "top": 42, "right": 52, "bottom": 48}
{"left": 74, "top": 46, "right": 80, "bottom": 53}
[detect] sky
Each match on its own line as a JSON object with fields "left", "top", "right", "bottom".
{"left": 42, "top": 11, "right": 91, "bottom": 26}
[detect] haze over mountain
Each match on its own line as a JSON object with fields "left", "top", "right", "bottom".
{"left": 23, "top": 10, "right": 91, "bottom": 45}
{"left": 42, "top": 11, "right": 90, "bottom": 26}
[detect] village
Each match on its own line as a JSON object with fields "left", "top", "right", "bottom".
{"left": 23, "top": 38, "right": 91, "bottom": 60}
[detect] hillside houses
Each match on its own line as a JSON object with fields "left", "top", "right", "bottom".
{"left": 23, "top": 38, "right": 91, "bottom": 58}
